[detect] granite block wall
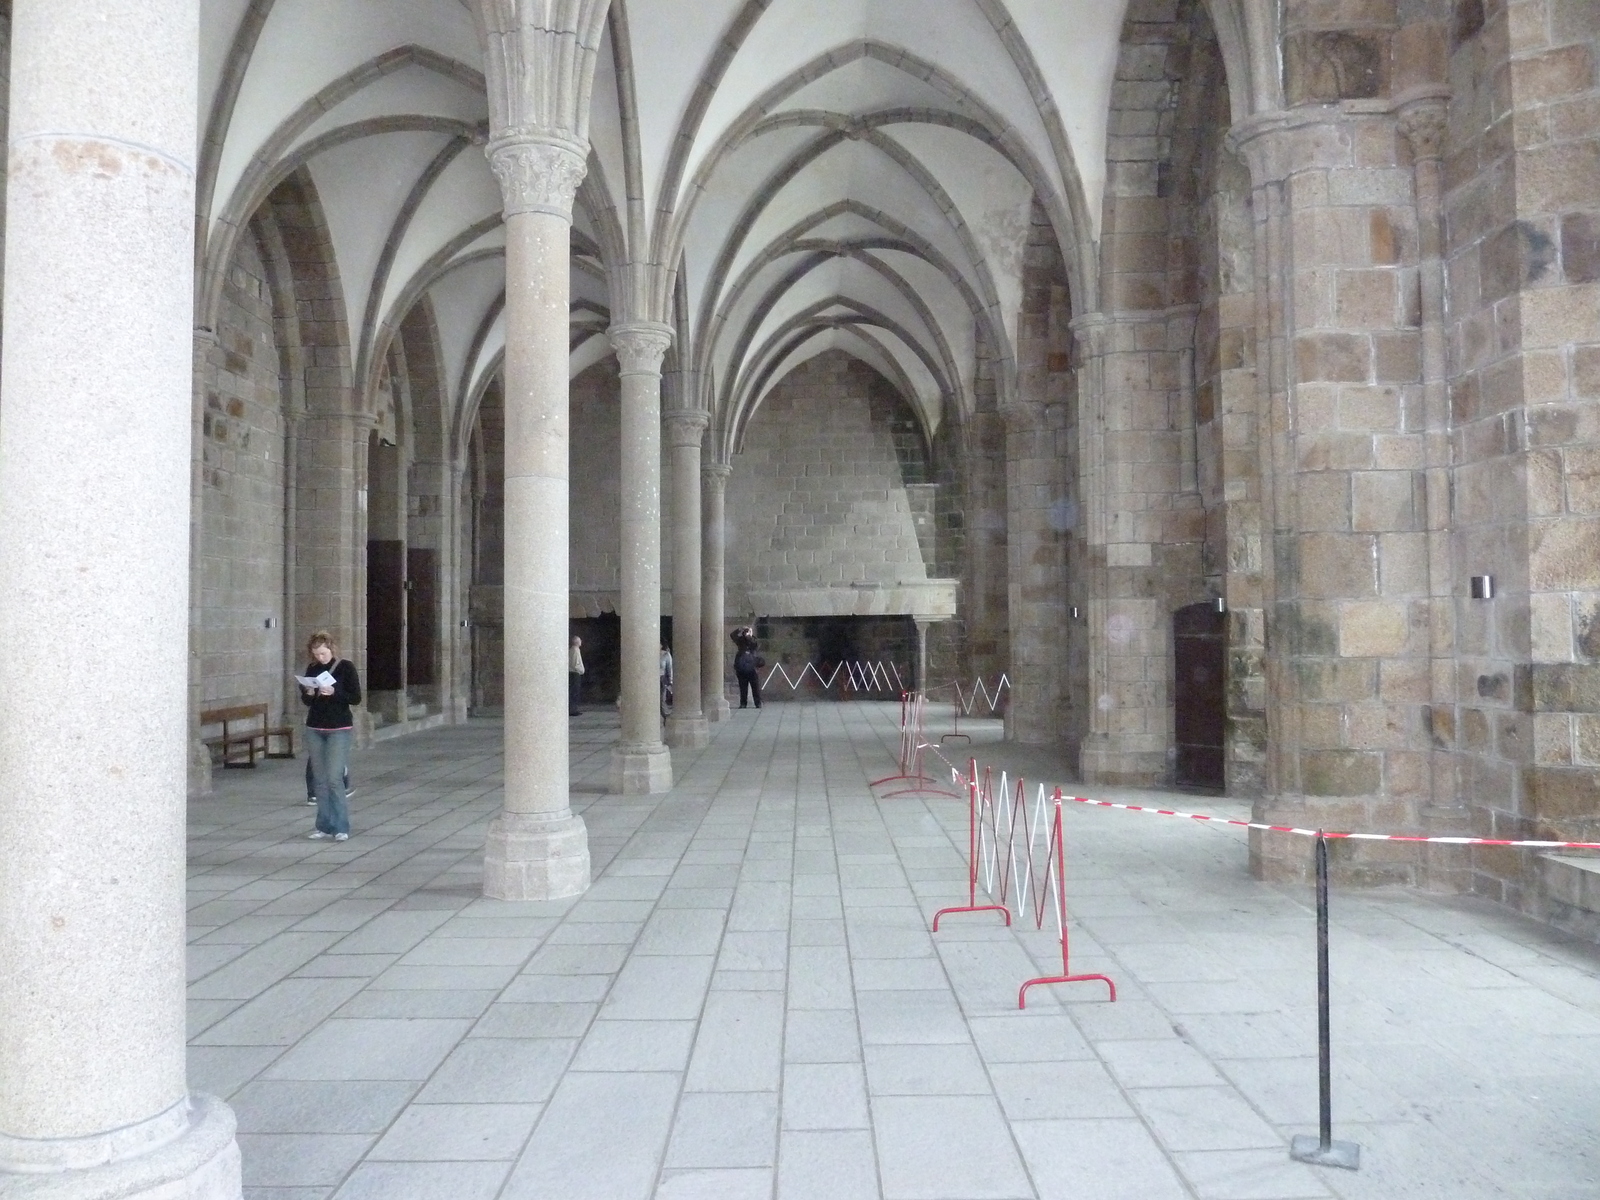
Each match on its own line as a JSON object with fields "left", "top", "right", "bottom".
{"left": 199, "top": 227, "right": 288, "bottom": 721}
{"left": 726, "top": 351, "right": 935, "bottom": 617}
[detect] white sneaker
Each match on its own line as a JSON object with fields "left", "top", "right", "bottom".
{"left": 305, "top": 798, "right": 316, "bottom": 806}
{"left": 333, "top": 833, "right": 349, "bottom": 842}
{"left": 308, "top": 830, "right": 330, "bottom": 840}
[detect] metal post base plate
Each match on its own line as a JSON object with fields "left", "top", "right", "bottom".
{"left": 1289, "top": 1135, "right": 1360, "bottom": 1170}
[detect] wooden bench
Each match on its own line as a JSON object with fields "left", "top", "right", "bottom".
{"left": 200, "top": 704, "right": 295, "bottom": 768}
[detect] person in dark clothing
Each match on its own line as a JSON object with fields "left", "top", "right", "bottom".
{"left": 300, "top": 630, "right": 361, "bottom": 841}
{"left": 732, "top": 625, "right": 763, "bottom": 710}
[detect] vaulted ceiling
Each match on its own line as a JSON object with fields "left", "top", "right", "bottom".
{"left": 199, "top": 0, "right": 1275, "bottom": 458}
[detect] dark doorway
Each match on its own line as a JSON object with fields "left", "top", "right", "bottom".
{"left": 1173, "top": 602, "right": 1226, "bottom": 790}
{"left": 367, "top": 539, "right": 405, "bottom": 691}
{"left": 407, "top": 548, "right": 438, "bottom": 687}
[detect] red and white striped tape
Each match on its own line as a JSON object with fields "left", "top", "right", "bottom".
{"left": 917, "top": 743, "right": 1600, "bottom": 850}
{"left": 1056, "top": 795, "right": 1600, "bottom": 849}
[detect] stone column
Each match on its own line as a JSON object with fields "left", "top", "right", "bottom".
{"left": 665, "top": 409, "right": 710, "bottom": 748}
{"left": 1399, "top": 94, "right": 1460, "bottom": 824}
{"left": 702, "top": 461, "right": 733, "bottom": 721}
{"left": 609, "top": 322, "right": 675, "bottom": 793}
{"left": 913, "top": 617, "right": 935, "bottom": 695}
{"left": 481, "top": 134, "right": 591, "bottom": 899}
{"left": 0, "top": 2, "right": 241, "bottom": 1196}
{"left": 1231, "top": 106, "right": 1437, "bottom": 883}
{"left": 1074, "top": 307, "right": 1203, "bottom": 784}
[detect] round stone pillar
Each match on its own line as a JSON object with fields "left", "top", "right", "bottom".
{"left": 0, "top": 1, "right": 241, "bottom": 1195}
{"left": 481, "top": 135, "right": 591, "bottom": 900}
{"left": 665, "top": 409, "right": 711, "bottom": 749}
{"left": 701, "top": 462, "right": 734, "bottom": 722}
{"left": 609, "top": 322, "right": 675, "bottom": 793}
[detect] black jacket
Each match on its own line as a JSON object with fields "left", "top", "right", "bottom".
{"left": 301, "top": 659, "right": 362, "bottom": 729}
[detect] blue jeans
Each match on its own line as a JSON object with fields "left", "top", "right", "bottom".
{"left": 305, "top": 757, "right": 349, "bottom": 799}
{"left": 306, "top": 727, "right": 352, "bottom": 836}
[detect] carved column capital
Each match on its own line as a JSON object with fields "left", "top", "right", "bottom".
{"left": 486, "top": 134, "right": 588, "bottom": 221}
{"left": 702, "top": 461, "right": 733, "bottom": 487}
{"left": 608, "top": 321, "right": 674, "bottom": 376}
{"left": 1397, "top": 92, "right": 1450, "bottom": 163}
{"left": 665, "top": 408, "right": 710, "bottom": 448}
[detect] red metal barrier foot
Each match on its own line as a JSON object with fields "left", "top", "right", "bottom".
{"left": 932, "top": 903, "right": 1011, "bottom": 932}
{"left": 1017, "top": 972, "right": 1117, "bottom": 1009}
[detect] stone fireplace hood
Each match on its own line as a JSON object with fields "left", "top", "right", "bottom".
{"left": 747, "top": 580, "right": 958, "bottom": 620}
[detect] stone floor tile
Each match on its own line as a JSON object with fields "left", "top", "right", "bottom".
{"left": 1012, "top": 1118, "right": 1191, "bottom": 1200}
{"left": 863, "top": 1043, "right": 992, "bottom": 1096}
{"left": 776, "top": 1130, "right": 879, "bottom": 1200}
{"left": 604, "top": 954, "right": 716, "bottom": 1020}
{"left": 230, "top": 1080, "right": 418, "bottom": 1134}
{"left": 871, "top": 1095, "right": 1032, "bottom": 1199}
{"left": 1129, "top": 1085, "right": 1283, "bottom": 1151}
{"left": 783, "top": 1009, "right": 862, "bottom": 1063}
{"left": 500, "top": 1072, "right": 681, "bottom": 1200}
{"left": 188, "top": 1045, "right": 284, "bottom": 1099}
{"left": 330, "top": 1160, "right": 510, "bottom": 1200}
{"left": 366, "top": 1102, "right": 541, "bottom": 1160}
{"left": 967, "top": 1013, "right": 1095, "bottom": 1063}
{"left": 334, "top": 988, "right": 498, "bottom": 1020}
{"left": 1170, "top": 1149, "right": 1331, "bottom": 1199}
{"left": 469, "top": 1001, "right": 597, "bottom": 1039}
{"left": 573, "top": 1020, "right": 697, "bottom": 1071}
{"left": 669, "top": 977, "right": 782, "bottom": 1084}
{"left": 1098, "top": 1037, "right": 1229, "bottom": 1088}
{"left": 236, "top": 1133, "right": 374, "bottom": 1188}
{"left": 782, "top": 1062, "right": 870, "bottom": 1129}
{"left": 262, "top": 1018, "right": 471, "bottom": 1081}
{"left": 665, "top": 1091, "right": 780, "bottom": 1168}
{"left": 856, "top": 989, "right": 971, "bottom": 1045}
{"left": 194, "top": 977, "right": 367, "bottom": 1047}
{"left": 989, "top": 1059, "right": 1134, "bottom": 1120}
{"left": 655, "top": 1168, "right": 774, "bottom": 1200}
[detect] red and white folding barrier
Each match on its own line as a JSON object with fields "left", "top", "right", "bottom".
{"left": 870, "top": 692, "right": 960, "bottom": 798}
{"left": 762, "top": 659, "right": 907, "bottom": 695}
{"left": 931, "top": 757, "right": 1115, "bottom": 1008}
{"left": 935, "top": 673, "right": 1011, "bottom": 745}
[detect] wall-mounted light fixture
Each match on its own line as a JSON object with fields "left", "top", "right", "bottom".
{"left": 1470, "top": 575, "right": 1495, "bottom": 600}
{"left": 264, "top": 617, "right": 276, "bottom": 629}
{"left": 1070, "top": 606, "right": 1082, "bottom": 621}
{"left": 1213, "top": 596, "right": 1227, "bottom": 614}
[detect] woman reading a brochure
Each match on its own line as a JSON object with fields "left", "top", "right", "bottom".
{"left": 297, "top": 631, "right": 362, "bottom": 842}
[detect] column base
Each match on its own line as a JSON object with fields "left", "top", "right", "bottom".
{"left": 0, "top": 1094, "right": 240, "bottom": 1200}
{"left": 188, "top": 738, "right": 213, "bottom": 799}
{"left": 610, "top": 742, "right": 673, "bottom": 794}
{"left": 483, "top": 811, "right": 591, "bottom": 900}
{"left": 1079, "top": 735, "right": 1167, "bottom": 786}
{"left": 706, "top": 695, "right": 732, "bottom": 723}
{"left": 665, "top": 714, "right": 710, "bottom": 749}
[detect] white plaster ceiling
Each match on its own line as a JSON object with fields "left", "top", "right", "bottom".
{"left": 200, "top": 0, "right": 1145, "bottom": 458}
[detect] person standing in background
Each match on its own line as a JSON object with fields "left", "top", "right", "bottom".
{"left": 660, "top": 641, "right": 674, "bottom": 720}
{"left": 569, "top": 634, "right": 585, "bottom": 717}
{"left": 732, "top": 626, "right": 763, "bottom": 710}
{"left": 301, "top": 631, "right": 361, "bottom": 842}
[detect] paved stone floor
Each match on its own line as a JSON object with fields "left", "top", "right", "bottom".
{"left": 189, "top": 703, "right": 1600, "bottom": 1200}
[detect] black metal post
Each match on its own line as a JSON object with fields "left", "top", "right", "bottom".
{"left": 1290, "top": 832, "right": 1360, "bottom": 1170}
{"left": 1316, "top": 832, "right": 1332, "bottom": 1148}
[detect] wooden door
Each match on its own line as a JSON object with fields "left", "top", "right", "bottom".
{"left": 407, "top": 548, "right": 437, "bottom": 687}
{"left": 366, "top": 539, "right": 405, "bottom": 691}
{"left": 1173, "top": 602, "right": 1226, "bottom": 789}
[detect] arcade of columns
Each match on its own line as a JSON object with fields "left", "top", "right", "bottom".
{"left": 4, "top": 0, "right": 1600, "bottom": 1195}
